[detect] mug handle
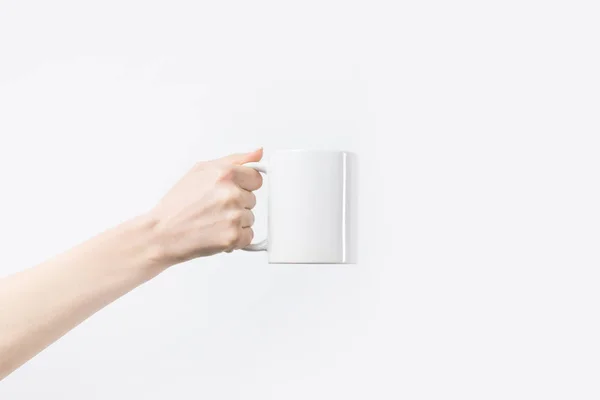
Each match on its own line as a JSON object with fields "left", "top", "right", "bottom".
{"left": 241, "top": 162, "right": 268, "bottom": 252}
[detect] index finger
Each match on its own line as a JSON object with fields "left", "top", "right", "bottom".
{"left": 232, "top": 165, "right": 263, "bottom": 191}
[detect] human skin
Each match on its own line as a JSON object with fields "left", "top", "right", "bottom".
{"left": 0, "top": 149, "right": 264, "bottom": 380}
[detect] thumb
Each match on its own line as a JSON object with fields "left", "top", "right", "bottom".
{"left": 218, "top": 148, "right": 263, "bottom": 165}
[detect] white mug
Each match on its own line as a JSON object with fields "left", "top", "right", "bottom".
{"left": 242, "top": 150, "right": 356, "bottom": 264}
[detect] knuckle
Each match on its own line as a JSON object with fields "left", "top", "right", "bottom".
{"left": 219, "top": 185, "right": 239, "bottom": 205}
{"left": 229, "top": 210, "right": 244, "bottom": 224}
{"left": 238, "top": 229, "right": 252, "bottom": 247}
{"left": 228, "top": 189, "right": 244, "bottom": 206}
{"left": 223, "top": 228, "right": 239, "bottom": 247}
{"left": 217, "top": 166, "right": 235, "bottom": 182}
{"left": 234, "top": 189, "right": 245, "bottom": 202}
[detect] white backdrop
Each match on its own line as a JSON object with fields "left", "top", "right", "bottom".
{"left": 1, "top": 0, "right": 599, "bottom": 399}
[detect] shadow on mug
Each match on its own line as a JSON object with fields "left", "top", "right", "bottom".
{"left": 345, "top": 151, "right": 359, "bottom": 264}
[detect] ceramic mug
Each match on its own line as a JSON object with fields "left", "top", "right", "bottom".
{"left": 242, "top": 150, "right": 356, "bottom": 264}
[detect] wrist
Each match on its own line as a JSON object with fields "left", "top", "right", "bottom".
{"left": 125, "top": 212, "right": 172, "bottom": 273}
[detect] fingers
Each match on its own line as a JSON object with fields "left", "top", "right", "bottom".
{"left": 224, "top": 212, "right": 255, "bottom": 252}
{"left": 240, "top": 209, "right": 255, "bottom": 228}
{"left": 232, "top": 165, "right": 263, "bottom": 191}
{"left": 225, "top": 227, "right": 254, "bottom": 252}
{"left": 236, "top": 227, "right": 254, "bottom": 249}
{"left": 212, "top": 149, "right": 263, "bottom": 191}
{"left": 238, "top": 189, "right": 256, "bottom": 209}
{"left": 217, "top": 148, "right": 263, "bottom": 165}
{"left": 217, "top": 181, "right": 256, "bottom": 208}
{"left": 223, "top": 208, "right": 255, "bottom": 252}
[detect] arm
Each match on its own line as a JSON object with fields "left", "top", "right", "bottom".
{"left": 0, "top": 149, "right": 263, "bottom": 380}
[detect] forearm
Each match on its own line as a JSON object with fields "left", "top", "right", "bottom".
{"left": 0, "top": 149, "right": 263, "bottom": 380}
{"left": 0, "top": 214, "right": 166, "bottom": 379}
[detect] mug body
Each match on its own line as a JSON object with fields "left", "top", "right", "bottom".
{"left": 268, "top": 150, "right": 354, "bottom": 263}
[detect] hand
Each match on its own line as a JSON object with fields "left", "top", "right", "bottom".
{"left": 148, "top": 148, "right": 264, "bottom": 266}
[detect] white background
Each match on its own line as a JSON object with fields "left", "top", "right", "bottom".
{"left": 1, "top": 0, "right": 599, "bottom": 398}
